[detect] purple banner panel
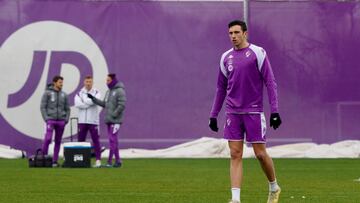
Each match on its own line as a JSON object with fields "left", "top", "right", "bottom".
{"left": 249, "top": 1, "right": 360, "bottom": 144}
{"left": 2, "top": 0, "right": 357, "bottom": 154}
{"left": 0, "top": 1, "right": 243, "bottom": 153}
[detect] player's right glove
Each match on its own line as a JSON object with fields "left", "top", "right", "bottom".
{"left": 87, "top": 93, "right": 94, "bottom": 100}
{"left": 209, "top": 118, "right": 219, "bottom": 132}
{"left": 270, "top": 113, "right": 282, "bottom": 130}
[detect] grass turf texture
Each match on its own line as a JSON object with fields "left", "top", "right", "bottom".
{"left": 0, "top": 158, "right": 358, "bottom": 202}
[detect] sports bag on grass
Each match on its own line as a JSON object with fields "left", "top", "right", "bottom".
{"left": 28, "top": 149, "right": 53, "bottom": 167}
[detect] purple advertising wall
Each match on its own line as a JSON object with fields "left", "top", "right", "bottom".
{"left": 0, "top": 1, "right": 359, "bottom": 154}
{"left": 0, "top": 1, "right": 243, "bottom": 153}
{"left": 249, "top": 1, "right": 360, "bottom": 144}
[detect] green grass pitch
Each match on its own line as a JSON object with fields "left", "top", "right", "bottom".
{"left": 0, "top": 158, "right": 359, "bottom": 202}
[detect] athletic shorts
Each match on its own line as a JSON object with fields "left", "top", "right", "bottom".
{"left": 223, "top": 113, "right": 266, "bottom": 143}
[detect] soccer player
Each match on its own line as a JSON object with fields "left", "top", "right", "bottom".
{"left": 40, "top": 75, "right": 70, "bottom": 167}
{"left": 74, "top": 76, "right": 102, "bottom": 168}
{"left": 209, "top": 20, "right": 282, "bottom": 203}
{"left": 88, "top": 73, "right": 126, "bottom": 168}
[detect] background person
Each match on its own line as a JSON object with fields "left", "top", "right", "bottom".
{"left": 74, "top": 75, "right": 102, "bottom": 168}
{"left": 40, "top": 75, "right": 70, "bottom": 167}
{"left": 88, "top": 73, "right": 126, "bottom": 168}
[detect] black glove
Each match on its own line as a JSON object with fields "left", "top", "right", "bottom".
{"left": 209, "top": 118, "right": 219, "bottom": 132}
{"left": 270, "top": 113, "right": 282, "bottom": 130}
{"left": 87, "top": 93, "right": 94, "bottom": 99}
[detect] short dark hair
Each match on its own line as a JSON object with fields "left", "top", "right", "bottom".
{"left": 52, "top": 75, "right": 63, "bottom": 83}
{"left": 108, "top": 73, "right": 116, "bottom": 80}
{"left": 85, "top": 75, "right": 93, "bottom": 79}
{"left": 228, "top": 20, "right": 247, "bottom": 32}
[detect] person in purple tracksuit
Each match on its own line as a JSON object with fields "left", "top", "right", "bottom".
{"left": 74, "top": 76, "right": 102, "bottom": 167}
{"left": 88, "top": 73, "right": 126, "bottom": 168}
{"left": 209, "top": 20, "right": 282, "bottom": 203}
{"left": 40, "top": 75, "right": 70, "bottom": 167}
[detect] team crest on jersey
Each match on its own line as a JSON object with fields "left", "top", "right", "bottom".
{"left": 228, "top": 55, "right": 233, "bottom": 59}
{"left": 227, "top": 65, "right": 234, "bottom": 72}
{"left": 245, "top": 51, "right": 251, "bottom": 57}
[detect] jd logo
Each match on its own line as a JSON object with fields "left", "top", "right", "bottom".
{"left": 8, "top": 51, "right": 93, "bottom": 108}
{"left": 0, "top": 21, "right": 108, "bottom": 139}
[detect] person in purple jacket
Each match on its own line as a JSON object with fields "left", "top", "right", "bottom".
{"left": 209, "top": 20, "right": 282, "bottom": 203}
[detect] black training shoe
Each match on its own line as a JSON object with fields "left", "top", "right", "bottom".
{"left": 113, "top": 162, "right": 122, "bottom": 168}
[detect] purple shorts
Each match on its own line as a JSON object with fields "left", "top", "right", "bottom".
{"left": 224, "top": 113, "right": 266, "bottom": 143}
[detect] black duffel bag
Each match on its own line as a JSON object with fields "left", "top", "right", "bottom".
{"left": 29, "top": 149, "right": 53, "bottom": 167}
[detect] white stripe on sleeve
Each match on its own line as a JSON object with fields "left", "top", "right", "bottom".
{"left": 249, "top": 44, "right": 266, "bottom": 71}
{"left": 219, "top": 48, "right": 233, "bottom": 77}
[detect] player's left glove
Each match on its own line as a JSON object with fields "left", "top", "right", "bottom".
{"left": 270, "top": 113, "right": 282, "bottom": 130}
{"left": 209, "top": 118, "right": 219, "bottom": 132}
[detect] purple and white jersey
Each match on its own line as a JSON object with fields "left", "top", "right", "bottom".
{"left": 210, "top": 44, "right": 278, "bottom": 117}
